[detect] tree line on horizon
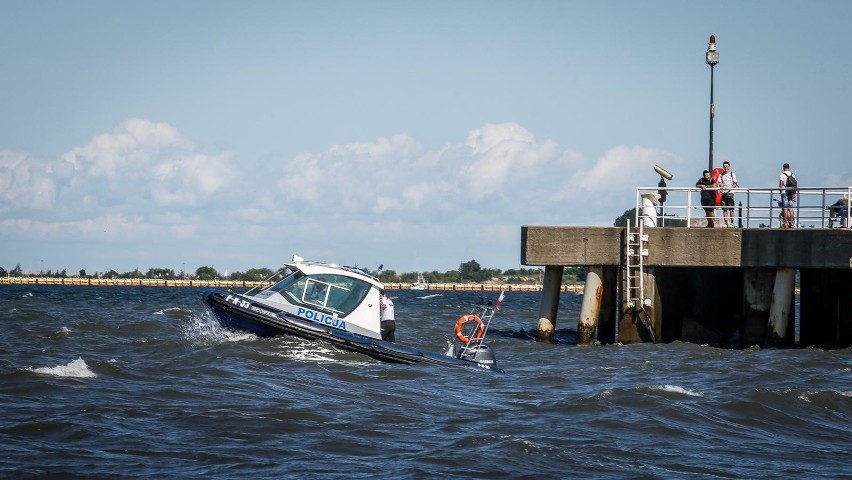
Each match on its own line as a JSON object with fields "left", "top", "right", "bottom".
{"left": 1, "top": 259, "right": 589, "bottom": 285}
{"left": 3, "top": 211, "right": 668, "bottom": 284}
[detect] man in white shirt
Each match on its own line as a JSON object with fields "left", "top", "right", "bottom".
{"left": 779, "top": 163, "right": 797, "bottom": 228}
{"left": 379, "top": 291, "right": 396, "bottom": 342}
{"left": 718, "top": 161, "right": 739, "bottom": 227}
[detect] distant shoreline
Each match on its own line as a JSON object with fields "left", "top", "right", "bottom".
{"left": 0, "top": 276, "right": 583, "bottom": 292}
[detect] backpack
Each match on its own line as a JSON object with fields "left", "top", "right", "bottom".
{"left": 785, "top": 173, "right": 797, "bottom": 193}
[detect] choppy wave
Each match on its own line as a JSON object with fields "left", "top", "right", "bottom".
{"left": 1, "top": 285, "right": 850, "bottom": 479}
{"left": 417, "top": 293, "right": 442, "bottom": 299}
{"left": 651, "top": 384, "right": 705, "bottom": 397}
{"left": 181, "top": 310, "right": 257, "bottom": 344}
{"left": 27, "top": 358, "right": 96, "bottom": 378}
{"left": 153, "top": 306, "right": 183, "bottom": 315}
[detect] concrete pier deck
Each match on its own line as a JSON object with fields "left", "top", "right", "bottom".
{"left": 522, "top": 226, "right": 852, "bottom": 268}
{"left": 521, "top": 226, "right": 852, "bottom": 347}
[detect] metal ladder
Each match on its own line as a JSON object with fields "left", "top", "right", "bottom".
{"left": 624, "top": 219, "right": 650, "bottom": 309}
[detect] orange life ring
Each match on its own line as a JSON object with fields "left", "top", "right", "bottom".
{"left": 455, "top": 314, "right": 485, "bottom": 344}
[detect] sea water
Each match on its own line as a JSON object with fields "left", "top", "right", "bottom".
{"left": 1, "top": 285, "right": 850, "bottom": 479}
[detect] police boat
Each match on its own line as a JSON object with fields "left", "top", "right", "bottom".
{"left": 203, "top": 256, "right": 503, "bottom": 373}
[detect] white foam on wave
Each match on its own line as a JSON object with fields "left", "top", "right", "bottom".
{"left": 285, "top": 346, "right": 342, "bottom": 364}
{"left": 498, "top": 434, "right": 540, "bottom": 450}
{"left": 280, "top": 339, "right": 340, "bottom": 362}
{"left": 153, "top": 307, "right": 182, "bottom": 315}
{"left": 795, "top": 389, "right": 852, "bottom": 402}
{"left": 29, "top": 358, "right": 96, "bottom": 378}
{"left": 418, "top": 294, "right": 442, "bottom": 299}
{"left": 276, "top": 338, "right": 373, "bottom": 366}
{"left": 182, "top": 312, "right": 256, "bottom": 344}
{"left": 652, "top": 384, "right": 704, "bottom": 397}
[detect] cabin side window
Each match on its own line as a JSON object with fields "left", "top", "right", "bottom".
{"left": 278, "top": 273, "right": 371, "bottom": 317}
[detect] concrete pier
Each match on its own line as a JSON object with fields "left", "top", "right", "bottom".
{"left": 521, "top": 226, "right": 852, "bottom": 348}
{"left": 577, "top": 266, "right": 604, "bottom": 344}
{"left": 536, "top": 266, "right": 564, "bottom": 342}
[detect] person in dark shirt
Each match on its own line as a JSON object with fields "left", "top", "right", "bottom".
{"left": 695, "top": 170, "right": 718, "bottom": 228}
{"left": 828, "top": 198, "right": 850, "bottom": 228}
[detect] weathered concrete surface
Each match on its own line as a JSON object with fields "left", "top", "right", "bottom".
{"left": 522, "top": 227, "right": 624, "bottom": 266}
{"left": 536, "top": 266, "right": 563, "bottom": 342}
{"left": 576, "top": 266, "right": 603, "bottom": 345}
{"left": 522, "top": 226, "right": 852, "bottom": 268}
{"left": 522, "top": 226, "right": 852, "bottom": 347}
{"left": 595, "top": 265, "right": 618, "bottom": 345}
{"left": 740, "top": 230, "right": 852, "bottom": 269}
{"left": 767, "top": 268, "right": 796, "bottom": 347}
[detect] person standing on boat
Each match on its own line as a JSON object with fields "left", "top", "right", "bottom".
{"left": 379, "top": 291, "right": 396, "bottom": 342}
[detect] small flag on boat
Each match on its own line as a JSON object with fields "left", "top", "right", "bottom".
{"left": 495, "top": 290, "right": 505, "bottom": 310}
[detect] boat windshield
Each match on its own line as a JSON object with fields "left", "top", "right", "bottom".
{"left": 267, "top": 271, "right": 371, "bottom": 316}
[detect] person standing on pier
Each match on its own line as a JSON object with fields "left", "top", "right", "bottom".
{"left": 718, "top": 161, "right": 739, "bottom": 227}
{"left": 696, "top": 170, "right": 717, "bottom": 228}
{"left": 779, "top": 163, "right": 797, "bottom": 228}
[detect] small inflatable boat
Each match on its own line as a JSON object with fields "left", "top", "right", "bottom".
{"left": 203, "top": 256, "right": 503, "bottom": 373}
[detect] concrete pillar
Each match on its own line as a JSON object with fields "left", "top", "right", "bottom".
{"left": 536, "top": 265, "right": 564, "bottom": 342}
{"left": 767, "top": 268, "right": 796, "bottom": 347}
{"left": 577, "top": 266, "right": 604, "bottom": 345}
{"left": 618, "top": 268, "right": 659, "bottom": 344}
{"left": 743, "top": 268, "right": 773, "bottom": 347}
{"left": 640, "top": 194, "right": 661, "bottom": 227}
{"left": 647, "top": 268, "right": 662, "bottom": 342}
{"left": 592, "top": 266, "right": 618, "bottom": 344}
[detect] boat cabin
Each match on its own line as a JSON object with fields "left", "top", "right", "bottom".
{"left": 254, "top": 261, "right": 385, "bottom": 337}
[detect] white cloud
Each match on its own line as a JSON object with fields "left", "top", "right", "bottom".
{"left": 272, "top": 123, "right": 571, "bottom": 221}
{"left": 1, "top": 118, "right": 686, "bottom": 272}
{"left": 151, "top": 153, "right": 231, "bottom": 207}
{"left": 459, "top": 123, "right": 558, "bottom": 198}
{"left": 328, "top": 133, "right": 421, "bottom": 160}
{"left": 276, "top": 133, "right": 424, "bottom": 212}
{"left": 60, "top": 118, "right": 192, "bottom": 179}
{"left": 0, "top": 150, "right": 56, "bottom": 211}
{"left": 0, "top": 118, "right": 240, "bottom": 264}
{"left": 276, "top": 153, "right": 325, "bottom": 204}
{"left": 2, "top": 119, "right": 234, "bottom": 216}
{"left": 570, "top": 146, "right": 680, "bottom": 193}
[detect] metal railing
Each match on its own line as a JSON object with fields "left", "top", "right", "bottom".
{"left": 634, "top": 186, "right": 852, "bottom": 229}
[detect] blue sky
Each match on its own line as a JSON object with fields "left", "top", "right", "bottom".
{"left": 2, "top": 0, "right": 851, "bottom": 276}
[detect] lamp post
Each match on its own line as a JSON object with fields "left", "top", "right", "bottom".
{"left": 706, "top": 34, "right": 719, "bottom": 173}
